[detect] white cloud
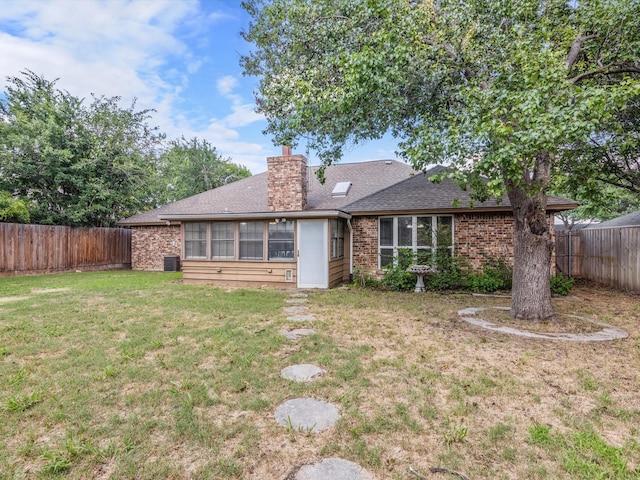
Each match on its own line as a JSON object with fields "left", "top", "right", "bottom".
{"left": 217, "top": 75, "right": 239, "bottom": 96}
{"left": 0, "top": 0, "right": 277, "bottom": 174}
{"left": 224, "top": 103, "right": 264, "bottom": 128}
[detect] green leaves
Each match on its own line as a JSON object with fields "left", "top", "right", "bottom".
{"left": 243, "top": 0, "right": 640, "bottom": 200}
{"left": 0, "top": 191, "right": 30, "bottom": 223}
{"left": 156, "top": 137, "right": 251, "bottom": 205}
{"left": 0, "top": 70, "right": 164, "bottom": 227}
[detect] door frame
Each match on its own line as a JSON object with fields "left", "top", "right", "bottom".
{"left": 297, "top": 219, "right": 328, "bottom": 288}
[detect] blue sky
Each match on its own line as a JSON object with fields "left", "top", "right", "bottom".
{"left": 0, "top": 0, "right": 399, "bottom": 173}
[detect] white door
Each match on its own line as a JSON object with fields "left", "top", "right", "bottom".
{"left": 297, "top": 219, "right": 328, "bottom": 288}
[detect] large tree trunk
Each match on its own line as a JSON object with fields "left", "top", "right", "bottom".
{"left": 506, "top": 155, "right": 556, "bottom": 322}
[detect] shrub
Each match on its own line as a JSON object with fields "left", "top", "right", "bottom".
{"left": 550, "top": 275, "right": 574, "bottom": 296}
{"left": 380, "top": 249, "right": 415, "bottom": 291}
{"left": 352, "top": 267, "right": 379, "bottom": 288}
{"left": 426, "top": 254, "right": 469, "bottom": 291}
{"left": 483, "top": 256, "right": 513, "bottom": 290}
{"left": 468, "top": 273, "right": 505, "bottom": 293}
{"left": 467, "top": 256, "right": 513, "bottom": 293}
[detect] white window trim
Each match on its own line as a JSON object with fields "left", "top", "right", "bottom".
{"left": 378, "top": 215, "right": 454, "bottom": 269}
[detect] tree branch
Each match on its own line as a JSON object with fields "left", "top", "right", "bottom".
{"left": 566, "top": 32, "right": 599, "bottom": 71}
{"left": 570, "top": 64, "right": 640, "bottom": 83}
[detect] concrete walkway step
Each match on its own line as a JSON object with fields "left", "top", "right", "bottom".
{"left": 280, "top": 328, "right": 316, "bottom": 340}
{"left": 293, "top": 458, "right": 374, "bottom": 480}
{"left": 275, "top": 398, "right": 339, "bottom": 433}
{"left": 287, "top": 314, "right": 316, "bottom": 322}
{"left": 284, "top": 306, "right": 309, "bottom": 313}
{"left": 281, "top": 364, "right": 326, "bottom": 382}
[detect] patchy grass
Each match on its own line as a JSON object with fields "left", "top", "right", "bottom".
{"left": 0, "top": 272, "right": 639, "bottom": 479}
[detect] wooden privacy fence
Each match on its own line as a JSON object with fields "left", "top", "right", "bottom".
{"left": 580, "top": 226, "right": 640, "bottom": 292}
{"left": 0, "top": 223, "right": 131, "bottom": 276}
{"left": 556, "top": 226, "right": 640, "bottom": 292}
{"left": 555, "top": 230, "right": 583, "bottom": 277}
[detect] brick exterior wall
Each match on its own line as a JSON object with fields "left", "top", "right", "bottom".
{"left": 351, "top": 213, "right": 556, "bottom": 275}
{"left": 351, "top": 216, "right": 379, "bottom": 273}
{"left": 454, "top": 212, "right": 515, "bottom": 270}
{"left": 131, "top": 225, "right": 181, "bottom": 271}
{"left": 267, "top": 154, "right": 308, "bottom": 212}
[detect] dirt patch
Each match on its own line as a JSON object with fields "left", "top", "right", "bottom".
{"left": 0, "top": 296, "right": 30, "bottom": 304}
{"left": 31, "top": 288, "right": 71, "bottom": 294}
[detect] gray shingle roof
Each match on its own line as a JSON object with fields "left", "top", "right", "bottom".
{"left": 587, "top": 210, "right": 640, "bottom": 228}
{"left": 120, "top": 161, "right": 577, "bottom": 225}
{"left": 120, "top": 159, "right": 415, "bottom": 225}
{"left": 343, "top": 166, "right": 577, "bottom": 213}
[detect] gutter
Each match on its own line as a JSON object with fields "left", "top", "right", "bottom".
{"left": 159, "top": 210, "right": 352, "bottom": 222}
{"left": 347, "top": 204, "right": 579, "bottom": 217}
{"left": 347, "top": 218, "right": 354, "bottom": 279}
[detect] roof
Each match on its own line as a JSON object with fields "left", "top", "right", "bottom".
{"left": 120, "top": 161, "right": 578, "bottom": 225}
{"left": 120, "top": 159, "right": 415, "bottom": 225}
{"left": 343, "top": 166, "right": 577, "bottom": 214}
{"left": 586, "top": 210, "right": 640, "bottom": 229}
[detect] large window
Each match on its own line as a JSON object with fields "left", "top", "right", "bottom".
{"left": 211, "top": 222, "right": 234, "bottom": 259}
{"left": 331, "top": 219, "right": 345, "bottom": 259}
{"left": 268, "top": 221, "right": 294, "bottom": 260}
{"left": 379, "top": 216, "right": 453, "bottom": 268}
{"left": 184, "top": 222, "right": 207, "bottom": 258}
{"left": 239, "top": 221, "right": 264, "bottom": 260}
{"left": 184, "top": 220, "right": 300, "bottom": 261}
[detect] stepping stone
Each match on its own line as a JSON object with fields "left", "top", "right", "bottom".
{"left": 294, "top": 458, "right": 374, "bottom": 480}
{"left": 286, "top": 298, "right": 308, "bottom": 304}
{"left": 289, "top": 293, "right": 309, "bottom": 298}
{"left": 280, "top": 328, "right": 316, "bottom": 340}
{"left": 284, "top": 306, "right": 309, "bottom": 313}
{"left": 281, "top": 364, "right": 326, "bottom": 382}
{"left": 287, "top": 314, "right": 316, "bottom": 322}
{"left": 275, "top": 398, "right": 339, "bottom": 433}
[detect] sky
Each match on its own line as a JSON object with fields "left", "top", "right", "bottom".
{"left": 0, "top": 0, "right": 400, "bottom": 173}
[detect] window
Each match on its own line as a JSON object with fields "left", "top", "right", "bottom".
{"left": 268, "top": 221, "right": 294, "bottom": 260}
{"left": 184, "top": 220, "right": 301, "bottom": 261}
{"left": 380, "top": 218, "right": 394, "bottom": 268}
{"left": 211, "top": 222, "right": 234, "bottom": 259}
{"left": 239, "top": 221, "right": 264, "bottom": 260}
{"left": 331, "top": 219, "right": 345, "bottom": 259}
{"left": 184, "top": 222, "right": 207, "bottom": 258}
{"left": 379, "top": 216, "right": 453, "bottom": 268}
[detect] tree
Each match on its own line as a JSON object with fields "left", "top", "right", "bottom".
{"left": 156, "top": 136, "right": 251, "bottom": 204}
{"left": 242, "top": 0, "right": 640, "bottom": 321}
{"left": 0, "top": 70, "right": 164, "bottom": 227}
{"left": 552, "top": 177, "right": 640, "bottom": 231}
{"left": 0, "top": 191, "right": 30, "bottom": 223}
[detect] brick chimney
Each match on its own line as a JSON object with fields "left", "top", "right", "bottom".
{"left": 267, "top": 146, "right": 308, "bottom": 212}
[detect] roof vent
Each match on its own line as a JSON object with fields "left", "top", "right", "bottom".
{"left": 331, "top": 181, "right": 352, "bottom": 197}
{"left": 385, "top": 160, "right": 392, "bottom": 165}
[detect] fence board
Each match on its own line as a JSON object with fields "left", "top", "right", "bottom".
{"left": 0, "top": 223, "right": 131, "bottom": 276}
{"left": 555, "top": 231, "right": 583, "bottom": 277}
{"left": 581, "top": 226, "right": 640, "bottom": 292}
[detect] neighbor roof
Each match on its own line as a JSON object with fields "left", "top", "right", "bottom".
{"left": 586, "top": 210, "right": 640, "bottom": 229}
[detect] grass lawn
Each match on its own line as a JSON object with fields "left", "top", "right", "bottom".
{"left": 1, "top": 271, "right": 639, "bottom": 479}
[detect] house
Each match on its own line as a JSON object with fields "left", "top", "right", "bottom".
{"left": 120, "top": 147, "right": 577, "bottom": 288}
{"left": 585, "top": 210, "right": 640, "bottom": 229}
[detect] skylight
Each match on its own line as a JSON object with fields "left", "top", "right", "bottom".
{"left": 331, "top": 181, "right": 352, "bottom": 197}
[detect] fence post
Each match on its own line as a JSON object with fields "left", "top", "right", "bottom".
{"left": 568, "top": 230, "right": 572, "bottom": 278}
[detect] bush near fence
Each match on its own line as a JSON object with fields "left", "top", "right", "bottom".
{"left": 0, "top": 223, "right": 131, "bottom": 276}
